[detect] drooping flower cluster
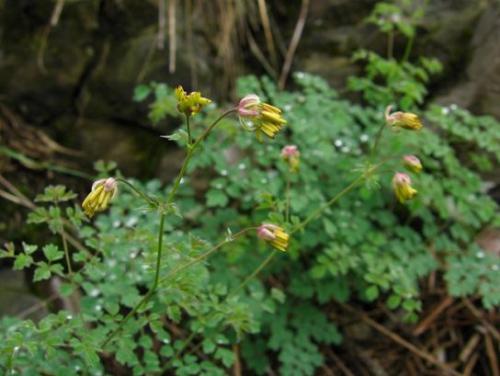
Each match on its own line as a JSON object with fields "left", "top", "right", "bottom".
{"left": 385, "top": 106, "right": 423, "bottom": 130}
{"left": 237, "top": 94, "right": 287, "bottom": 141}
{"left": 391, "top": 155, "right": 422, "bottom": 203}
{"left": 383, "top": 106, "right": 424, "bottom": 203}
{"left": 392, "top": 173, "right": 418, "bottom": 203}
{"left": 281, "top": 145, "right": 300, "bottom": 172}
{"left": 82, "top": 178, "right": 118, "bottom": 217}
{"left": 175, "top": 85, "right": 211, "bottom": 116}
{"left": 234, "top": 95, "right": 291, "bottom": 251}
{"left": 257, "top": 223, "right": 290, "bottom": 252}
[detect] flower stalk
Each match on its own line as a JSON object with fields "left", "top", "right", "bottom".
{"left": 158, "top": 228, "right": 255, "bottom": 287}
{"left": 186, "top": 114, "right": 192, "bottom": 145}
{"left": 115, "top": 177, "right": 157, "bottom": 207}
{"left": 102, "top": 108, "right": 236, "bottom": 348}
{"left": 102, "top": 213, "right": 166, "bottom": 348}
{"left": 61, "top": 229, "right": 72, "bottom": 277}
{"left": 239, "top": 161, "right": 387, "bottom": 293}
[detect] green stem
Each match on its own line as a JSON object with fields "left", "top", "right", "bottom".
{"left": 102, "top": 212, "right": 166, "bottom": 348}
{"left": 166, "top": 109, "right": 237, "bottom": 205}
{"left": 175, "top": 331, "right": 196, "bottom": 358}
{"left": 6, "top": 347, "right": 15, "bottom": 375}
{"left": 61, "top": 230, "right": 72, "bottom": 277}
{"left": 55, "top": 201, "right": 73, "bottom": 278}
{"left": 231, "top": 164, "right": 385, "bottom": 299}
{"left": 186, "top": 114, "right": 192, "bottom": 145}
{"left": 161, "top": 332, "right": 197, "bottom": 373}
{"left": 292, "top": 175, "right": 365, "bottom": 234}
{"left": 225, "top": 165, "right": 384, "bottom": 302}
{"left": 102, "top": 109, "right": 236, "bottom": 349}
{"left": 116, "top": 178, "right": 157, "bottom": 206}
{"left": 231, "top": 250, "right": 278, "bottom": 296}
{"left": 179, "top": 249, "right": 279, "bottom": 342}
{"left": 285, "top": 174, "right": 291, "bottom": 224}
{"left": 153, "top": 214, "right": 166, "bottom": 289}
{"left": 292, "top": 158, "right": 391, "bottom": 236}
{"left": 195, "top": 109, "right": 237, "bottom": 146}
{"left": 158, "top": 228, "right": 253, "bottom": 286}
{"left": 370, "top": 122, "right": 387, "bottom": 161}
{"left": 402, "top": 34, "right": 414, "bottom": 62}
{"left": 387, "top": 30, "right": 394, "bottom": 59}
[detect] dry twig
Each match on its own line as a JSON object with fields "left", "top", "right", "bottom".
{"left": 257, "top": 0, "right": 278, "bottom": 69}
{"left": 484, "top": 333, "right": 499, "bottom": 376}
{"left": 168, "top": 0, "right": 177, "bottom": 73}
{"left": 462, "top": 298, "right": 500, "bottom": 342}
{"left": 338, "top": 303, "right": 462, "bottom": 376}
{"left": 278, "top": 0, "right": 310, "bottom": 89}
{"left": 324, "top": 347, "right": 355, "bottom": 376}
{"left": 232, "top": 344, "right": 242, "bottom": 376}
{"left": 413, "top": 296, "right": 454, "bottom": 336}
{"left": 37, "top": 0, "right": 66, "bottom": 73}
{"left": 157, "top": 0, "right": 166, "bottom": 49}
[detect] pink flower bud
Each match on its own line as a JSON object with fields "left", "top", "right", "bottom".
{"left": 393, "top": 172, "right": 411, "bottom": 185}
{"left": 256, "top": 223, "right": 290, "bottom": 252}
{"left": 83, "top": 177, "right": 119, "bottom": 217}
{"left": 281, "top": 145, "right": 300, "bottom": 159}
{"left": 237, "top": 94, "right": 261, "bottom": 117}
{"left": 403, "top": 155, "right": 422, "bottom": 173}
{"left": 392, "top": 172, "right": 418, "bottom": 203}
{"left": 257, "top": 224, "right": 276, "bottom": 241}
{"left": 385, "top": 105, "right": 423, "bottom": 130}
{"left": 103, "top": 177, "right": 118, "bottom": 192}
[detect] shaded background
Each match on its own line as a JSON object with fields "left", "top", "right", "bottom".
{"left": 1, "top": 0, "right": 499, "bottom": 179}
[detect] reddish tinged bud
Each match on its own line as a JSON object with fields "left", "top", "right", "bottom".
{"left": 403, "top": 155, "right": 422, "bottom": 173}
{"left": 256, "top": 223, "right": 289, "bottom": 252}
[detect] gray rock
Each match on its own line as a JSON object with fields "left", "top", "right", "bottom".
{"left": 432, "top": 2, "right": 500, "bottom": 119}
{"left": 0, "top": 270, "right": 48, "bottom": 321}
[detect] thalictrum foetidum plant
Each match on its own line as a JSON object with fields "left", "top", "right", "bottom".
{"left": 1, "top": 74, "right": 498, "bottom": 375}
{"left": 1, "top": 75, "right": 435, "bottom": 375}
{"left": 95, "top": 85, "right": 420, "bottom": 348}
{"left": 2, "top": 4, "right": 498, "bottom": 372}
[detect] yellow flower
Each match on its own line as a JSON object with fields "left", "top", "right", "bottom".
{"left": 281, "top": 145, "right": 300, "bottom": 172}
{"left": 385, "top": 106, "right": 423, "bottom": 130}
{"left": 175, "top": 85, "right": 211, "bottom": 116}
{"left": 238, "top": 94, "right": 287, "bottom": 140}
{"left": 82, "top": 178, "right": 118, "bottom": 217}
{"left": 257, "top": 223, "right": 290, "bottom": 252}
{"left": 403, "top": 155, "right": 422, "bottom": 173}
{"left": 392, "top": 172, "right": 417, "bottom": 203}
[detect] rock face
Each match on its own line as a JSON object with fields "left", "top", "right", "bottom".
{"left": 432, "top": 2, "right": 500, "bottom": 118}
{"left": 0, "top": 0, "right": 187, "bottom": 177}
{"left": 0, "top": 0, "right": 499, "bottom": 177}
{"left": 0, "top": 270, "right": 48, "bottom": 321}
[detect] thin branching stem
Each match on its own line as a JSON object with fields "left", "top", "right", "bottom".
{"left": 402, "top": 34, "right": 414, "bottom": 62}
{"left": 387, "top": 30, "right": 394, "bottom": 59}
{"left": 166, "top": 109, "right": 237, "bottom": 205}
{"left": 231, "top": 250, "right": 278, "bottom": 296}
{"left": 158, "top": 228, "right": 255, "bottom": 286}
{"left": 102, "top": 109, "right": 236, "bottom": 349}
{"left": 61, "top": 230, "right": 72, "bottom": 277}
{"left": 115, "top": 178, "right": 157, "bottom": 206}
{"left": 291, "top": 174, "right": 365, "bottom": 234}
{"left": 102, "top": 213, "right": 166, "bottom": 348}
{"left": 186, "top": 114, "right": 192, "bottom": 145}
{"left": 237, "top": 160, "right": 388, "bottom": 296}
{"left": 370, "top": 122, "right": 387, "bottom": 161}
{"left": 285, "top": 174, "right": 291, "bottom": 224}
{"left": 160, "top": 331, "right": 196, "bottom": 373}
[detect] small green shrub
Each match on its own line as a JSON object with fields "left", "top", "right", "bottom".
{"left": 1, "top": 2, "right": 498, "bottom": 374}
